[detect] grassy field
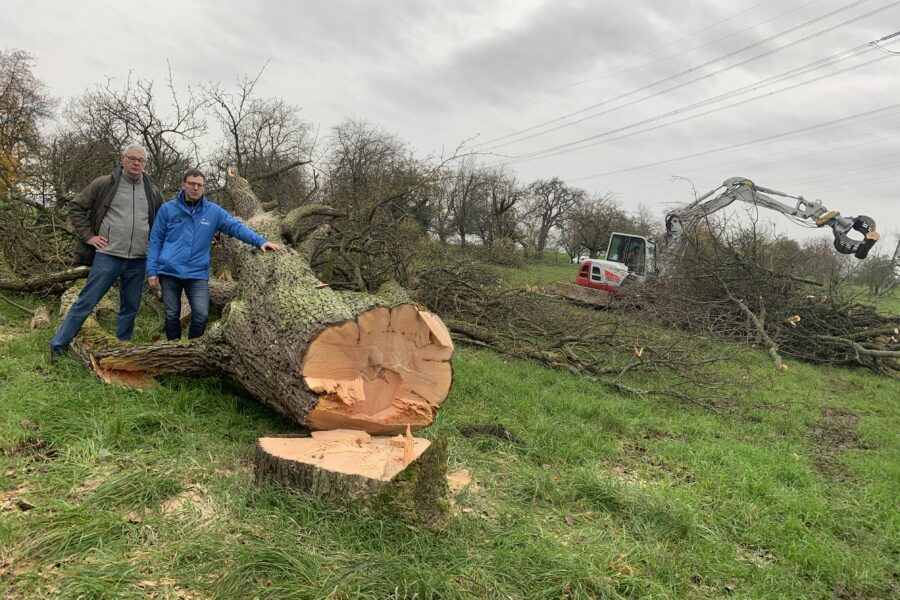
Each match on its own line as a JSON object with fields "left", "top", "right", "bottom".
{"left": 493, "top": 252, "right": 576, "bottom": 289}
{"left": 1, "top": 280, "right": 898, "bottom": 598}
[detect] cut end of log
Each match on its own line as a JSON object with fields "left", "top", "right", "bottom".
{"left": 29, "top": 306, "right": 51, "bottom": 330}
{"left": 258, "top": 431, "right": 431, "bottom": 482}
{"left": 89, "top": 354, "right": 156, "bottom": 389}
{"left": 303, "top": 304, "right": 454, "bottom": 434}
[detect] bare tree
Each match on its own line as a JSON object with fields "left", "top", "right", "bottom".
{"left": 0, "top": 49, "right": 71, "bottom": 280}
{"left": 799, "top": 237, "right": 854, "bottom": 290}
{"left": 563, "top": 193, "right": 628, "bottom": 259}
{"left": 58, "top": 67, "right": 205, "bottom": 195}
{"left": 447, "top": 157, "right": 485, "bottom": 247}
{"left": 427, "top": 168, "right": 457, "bottom": 243}
{"left": 316, "top": 119, "right": 435, "bottom": 291}
{"left": 632, "top": 202, "right": 659, "bottom": 238}
{"left": 0, "top": 49, "right": 55, "bottom": 196}
{"left": 205, "top": 66, "right": 315, "bottom": 211}
{"left": 524, "top": 177, "right": 584, "bottom": 258}
{"left": 483, "top": 166, "right": 522, "bottom": 246}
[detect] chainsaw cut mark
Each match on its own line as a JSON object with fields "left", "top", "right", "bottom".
{"left": 303, "top": 304, "right": 453, "bottom": 433}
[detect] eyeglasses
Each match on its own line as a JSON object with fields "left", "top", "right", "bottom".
{"left": 183, "top": 182, "right": 204, "bottom": 188}
{"left": 124, "top": 155, "right": 146, "bottom": 163}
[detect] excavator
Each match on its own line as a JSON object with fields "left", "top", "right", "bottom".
{"left": 555, "top": 177, "right": 881, "bottom": 305}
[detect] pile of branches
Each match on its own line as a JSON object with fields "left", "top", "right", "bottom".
{"left": 413, "top": 244, "right": 751, "bottom": 405}
{"left": 644, "top": 226, "right": 899, "bottom": 377}
{"left": 0, "top": 196, "right": 82, "bottom": 295}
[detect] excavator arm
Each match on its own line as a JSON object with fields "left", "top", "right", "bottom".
{"left": 665, "top": 177, "right": 880, "bottom": 259}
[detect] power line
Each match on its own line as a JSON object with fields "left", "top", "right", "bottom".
{"left": 565, "top": 102, "right": 900, "bottom": 181}
{"left": 473, "top": 0, "right": 894, "bottom": 150}
{"left": 765, "top": 152, "right": 900, "bottom": 186}
{"left": 499, "top": 52, "right": 892, "bottom": 166}
{"left": 870, "top": 29, "right": 900, "bottom": 53}
{"left": 658, "top": 127, "right": 900, "bottom": 183}
{"left": 419, "top": 0, "right": 790, "bottom": 136}
{"left": 595, "top": 125, "right": 900, "bottom": 194}
{"left": 604, "top": 136, "right": 900, "bottom": 196}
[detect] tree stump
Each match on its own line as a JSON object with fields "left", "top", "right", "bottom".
{"left": 254, "top": 429, "right": 449, "bottom": 524}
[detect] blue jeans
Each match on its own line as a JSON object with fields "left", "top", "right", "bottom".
{"left": 50, "top": 253, "right": 146, "bottom": 353}
{"left": 159, "top": 276, "right": 209, "bottom": 340}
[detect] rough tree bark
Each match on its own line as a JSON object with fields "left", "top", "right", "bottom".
{"left": 254, "top": 429, "right": 449, "bottom": 523}
{"left": 58, "top": 172, "right": 454, "bottom": 436}
{"left": 0, "top": 266, "right": 89, "bottom": 293}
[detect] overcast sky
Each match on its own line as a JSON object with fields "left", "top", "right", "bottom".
{"left": 4, "top": 0, "right": 899, "bottom": 250}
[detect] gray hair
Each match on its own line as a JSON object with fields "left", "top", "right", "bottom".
{"left": 122, "top": 143, "right": 147, "bottom": 158}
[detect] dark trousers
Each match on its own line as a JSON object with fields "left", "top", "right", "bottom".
{"left": 51, "top": 253, "right": 146, "bottom": 352}
{"left": 159, "top": 276, "right": 209, "bottom": 340}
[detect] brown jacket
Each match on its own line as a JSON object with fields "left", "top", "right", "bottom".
{"left": 68, "top": 168, "right": 164, "bottom": 266}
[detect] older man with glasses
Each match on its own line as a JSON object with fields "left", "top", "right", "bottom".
{"left": 50, "top": 143, "right": 165, "bottom": 361}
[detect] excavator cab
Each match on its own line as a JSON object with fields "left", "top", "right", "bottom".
{"left": 605, "top": 233, "right": 656, "bottom": 282}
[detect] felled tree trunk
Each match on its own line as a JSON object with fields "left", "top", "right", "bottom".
{"left": 60, "top": 173, "right": 454, "bottom": 435}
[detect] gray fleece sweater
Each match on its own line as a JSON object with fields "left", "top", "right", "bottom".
{"left": 98, "top": 175, "right": 151, "bottom": 259}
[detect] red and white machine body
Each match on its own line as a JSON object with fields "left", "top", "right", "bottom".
{"left": 574, "top": 259, "right": 632, "bottom": 294}
{"left": 575, "top": 232, "right": 657, "bottom": 293}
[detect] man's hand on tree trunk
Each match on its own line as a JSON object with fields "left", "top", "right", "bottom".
{"left": 87, "top": 235, "right": 108, "bottom": 250}
{"left": 260, "top": 242, "right": 283, "bottom": 252}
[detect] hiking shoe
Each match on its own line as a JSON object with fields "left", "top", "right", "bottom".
{"left": 49, "top": 347, "right": 66, "bottom": 364}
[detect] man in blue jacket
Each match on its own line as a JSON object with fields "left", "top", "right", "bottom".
{"left": 146, "top": 168, "right": 281, "bottom": 341}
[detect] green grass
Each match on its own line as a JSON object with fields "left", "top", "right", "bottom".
{"left": 493, "top": 253, "right": 579, "bottom": 288}
{"left": 845, "top": 285, "right": 900, "bottom": 317}
{"left": 0, "top": 291, "right": 898, "bottom": 599}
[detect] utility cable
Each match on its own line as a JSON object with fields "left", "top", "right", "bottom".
{"left": 565, "top": 102, "right": 900, "bottom": 181}
{"left": 421, "top": 0, "right": 791, "bottom": 135}
{"left": 474, "top": 0, "right": 894, "bottom": 150}
{"left": 501, "top": 52, "right": 892, "bottom": 166}
{"left": 500, "top": 44, "right": 881, "bottom": 160}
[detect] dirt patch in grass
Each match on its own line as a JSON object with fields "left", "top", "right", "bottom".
{"left": 124, "top": 485, "right": 218, "bottom": 525}
{"left": 135, "top": 577, "right": 202, "bottom": 599}
{"left": 4, "top": 437, "right": 58, "bottom": 462}
{"left": 0, "top": 326, "right": 29, "bottom": 344}
{"left": 0, "top": 486, "right": 36, "bottom": 514}
{"left": 735, "top": 546, "right": 777, "bottom": 567}
{"left": 601, "top": 443, "right": 694, "bottom": 486}
{"left": 807, "top": 407, "right": 870, "bottom": 483}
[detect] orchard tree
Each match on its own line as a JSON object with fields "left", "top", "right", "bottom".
{"left": 316, "top": 119, "right": 435, "bottom": 291}
{"left": 0, "top": 49, "right": 69, "bottom": 282}
{"left": 565, "top": 193, "right": 629, "bottom": 259}
{"left": 0, "top": 49, "right": 55, "bottom": 197}
{"left": 206, "top": 67, "right": 315, "bottom": 212}
{"left": 57, "top": 68, "right": 205, "bottom": 195}
{"left": 524, "top": 177, "right": 584, "bottom": 257}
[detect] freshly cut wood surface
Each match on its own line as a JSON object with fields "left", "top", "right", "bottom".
{"left": 258, "top": 429, "right": 430, "bottom": 482}
{"left": 254, "top": 433, "right": 450, "bottom": 524}
{"left": 303, "top": 305, "right": 453, "bottom": 434}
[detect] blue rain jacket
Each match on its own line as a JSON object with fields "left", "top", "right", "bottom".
{"left": 147, "top": 190, "right": 267, "bottom": 280}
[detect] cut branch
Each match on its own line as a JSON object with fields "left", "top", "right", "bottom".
{"left": 248, "top": 160, "right": 311, "bottom": 183}
{"left": 0, "top": 267, "right": 90, "bottom": 292}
